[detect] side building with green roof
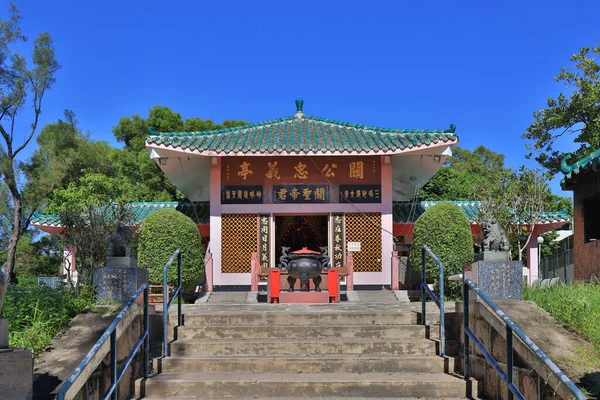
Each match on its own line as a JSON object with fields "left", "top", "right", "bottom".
{"left": 561, "top": 148, "right": 600, "bottom": 281}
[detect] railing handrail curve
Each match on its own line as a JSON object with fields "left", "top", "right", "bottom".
{"left": 57, "top": 283, "right": 149, "bottom": 400}
{"left": 463, "top": 278, "right": 585, "bottom": 400}
{"left": 420, "top": 244, "right": 445, "bottom": 357}
{"left": 163, "top": 249, "right": 183, "bottom": 357}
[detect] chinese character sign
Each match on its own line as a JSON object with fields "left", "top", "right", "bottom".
{"left": 259, "top": 215, "right": 270, "bottom": 269}
{"left": 332, "top": 214, "right": 344, "bottom": 269}
{"left": 223, "top": 156, "right": 380, "bottom": 185}
{"left": 221, "top": 185, "right": 264, "bottom": 204}
{"left": 339, "top": 185, "right": 381, "bottom": 203}
{"left": 273, "top": 185, "right": 330, "bottom": 203}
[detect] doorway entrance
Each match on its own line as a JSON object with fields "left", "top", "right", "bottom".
{"left": 275, "top": 215, "right": 328, "bottom": 267}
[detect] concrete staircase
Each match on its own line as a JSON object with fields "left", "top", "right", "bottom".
{"left": 138, "top": 304, "right": 475, "bottom": 399}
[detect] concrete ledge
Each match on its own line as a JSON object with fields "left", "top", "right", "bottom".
{"left": 346, "top": 291, "right": 360, "bottom": 302}
{"left": 246, "top": 291, "right": 258, "bottom": 303}
{"left": 194, "top": 292, "right": 211, "bottom": 304}
{"left": 279, "top": 291, "right": 330, "bottom": 304}
{"left": 393, "top": 290, "right": 410, "bottom": 303}
{"left": 0, "top": 348, "right": 33, "bottom": 399}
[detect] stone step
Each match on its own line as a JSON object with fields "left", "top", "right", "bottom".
{"left": 170, "top": 338, "right": 457, "bottom": 357}
{"left": 176, "top": 324, "right": 427, "bottom": 340}
{"left": 137, "top": 372, "right": 475, "bottom": 398}
{"left": 145, "top": 397, "right": 469, "bottom": 400}
{"left": 173, "top": 312, "right": 441, "bottom": 327}
{"left": 160, "top": 355, "right": 456, "bottom": 374}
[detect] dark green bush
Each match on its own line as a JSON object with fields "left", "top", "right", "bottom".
{"left": 138, "top": 208, "right": 204, "bottom": 288}
{"left": 409, "top": 201, "right": 474, "bottom": 298}
{"left": 3, "top": 276, "right": 94, "bottom": 354}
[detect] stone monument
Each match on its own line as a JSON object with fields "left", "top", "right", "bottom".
{"left": 0, "top": 266, "right": 34, "bottom": 399}
{"left": 465, "top": 220, "right": 523, "bottom": 300}
{"left": 93, "top": 230, "right": 148, "bottom": 304}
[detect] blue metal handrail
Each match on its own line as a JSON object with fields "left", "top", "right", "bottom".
{"left": 463, "top": 278, "right": 585, "bottom": 400}
{"left": 420, "top": 245, "right": 445, "bottom": 356}
{"left": 57, "top": 284, "right": 149, "bottom": 400}
{"left": 163, "top": 249, "right": 183, "bottom": 357}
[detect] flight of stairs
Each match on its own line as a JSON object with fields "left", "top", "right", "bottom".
{"left": 138, "top": 304, "right": 475, "bottom": 399}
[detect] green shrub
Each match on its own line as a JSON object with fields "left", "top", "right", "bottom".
{"left": 3, "top": 277, "right": 94, "bottom": 355}
{"left": 409, "top": 201, "right": 474, "bottom": 299}
{"left": 138, "top": 208, "right": 204, "bottom": 288}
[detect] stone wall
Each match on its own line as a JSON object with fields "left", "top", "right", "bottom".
{"left": 453, "top": 302, "right": 577, "bottom": 400}
{"left": 64, "top": 304, "right": 146, "bottom": 400}
{"left": 572, "top": 173, "right": 600, "bottom": 281}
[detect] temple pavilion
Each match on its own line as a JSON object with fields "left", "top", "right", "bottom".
{"left": 32, "top": 100, "right": 569, "bottom": 289}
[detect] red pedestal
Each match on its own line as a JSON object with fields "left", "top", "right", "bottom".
{"left": 327, "top": 270, "right": 339, "bottom": 303}
{"left": 269, "top": 269, "right": 281, "bottom": 303}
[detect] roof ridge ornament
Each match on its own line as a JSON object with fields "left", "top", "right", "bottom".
{"left": 560, "top": 154, "right": 574, "bottom": 174}
{"left": 295, "top": 99, "right": 304, "bottom": 118}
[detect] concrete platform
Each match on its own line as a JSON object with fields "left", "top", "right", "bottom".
{"left": 278, "top": 291, "right": 330, "bottom": 303}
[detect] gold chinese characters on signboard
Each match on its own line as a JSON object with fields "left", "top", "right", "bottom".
{"left": 332, "top": 214, "right": 344, "bottom": 269}
{"left": 224, "top": 157, "right": 380, "bottom": 185}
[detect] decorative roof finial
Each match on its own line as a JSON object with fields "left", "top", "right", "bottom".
{"left": 295, "top": 99, "right": 304, "bottom": 112}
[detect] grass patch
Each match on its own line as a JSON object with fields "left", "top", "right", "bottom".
{"left": 523, "top": 280, "right": 600, "bottom": 355}
{"left": 2, "top": 275, "right": 95, "bottom": 355}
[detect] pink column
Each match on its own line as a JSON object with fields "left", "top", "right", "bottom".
{"left": 346, "top": 252, "right": 354, "bottom": 291}
{"left": 251, "top": 252, "right": 259, "bottom": 291}
{"left": 527, "top": 233, "right": 540, "bottom": 285}
{"left": 381, "top": 155, "right": 394, "bottom": 286}
{"left": 391, "top": 251, "right": 399, "bottom": 290}
{"left": 208, "top": 157, "right": 222, "bottom": 291}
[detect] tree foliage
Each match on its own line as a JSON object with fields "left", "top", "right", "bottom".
{"left": 112, "top": 105, "right": 248, "bottom": 201}
{"left": 419, "top": 146, "right": 507, "bottom": 201}
{"left": 0, "top": 3, "right": 60, "bottom": 284}
{"left": 523, "top": 46, "right": 600, "bottom": 173}
{"left": 409, "top": 202, "right": 474, "bottom": 298}
{"left": 477, "top": 167, "right": 548, "bottom": 261}
{"left": 137, "top": 208, "right": 204, "bottom": 288}
{"left": 48, "top": 173, "right": 137, "bottom": 287}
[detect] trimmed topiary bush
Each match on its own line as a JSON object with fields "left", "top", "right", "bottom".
{"left": 138, "top": 208, "right": 204, "bottom": 288}
{"left": 409, "top": 201, "right": 474, "bottom": 299}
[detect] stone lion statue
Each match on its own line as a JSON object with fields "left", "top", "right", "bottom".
{"left": 481, "top": 219, "right": 510, "bottom": 252}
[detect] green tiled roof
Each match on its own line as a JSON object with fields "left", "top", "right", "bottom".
{"left": 31, "top": 202, "right": 210, "bottom": 227}
{"left": 393, "top": 201, "right": 570, "bottom": 224}
{"left": 560, "top": 148, "right": 600, "bottom": 189}
{"left": 146, "top": 101, "right": 457, "bottom": 155}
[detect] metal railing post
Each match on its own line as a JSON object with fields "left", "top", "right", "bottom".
{"left": 178, "top": 252, "right": 183, "bottom": 327}
{"left": 506, "top": 325, "right": 514, "bottom": 400}
{"left": 110, "top": 330, "right": 118, "bottom": 400}
{"left": 563, "top": 243, "right": 568, "bottom": 283}
{"left": 143, "top": 286, "right": 149, "bottom": 380}
{"left": 439, "top": 254, "right": 445, "bottom": 357}
{"left": 463, "top": 282, "right": 470, "bottom": 381}
{"left": 421, "top": 246, "right": 426, "bottom": 326}
{"left": 163, "top": 264, "right": 169, "bottom": 357}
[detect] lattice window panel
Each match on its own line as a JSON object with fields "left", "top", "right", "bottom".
{"left": 345, "top": 213, "right": 382, "bottom": 272}
{"left": 221, "top": 214, "right": 257, "bottom": 273}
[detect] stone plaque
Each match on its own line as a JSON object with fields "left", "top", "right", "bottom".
{"left": 93, "top": 267, "right": 148, "bottom": 304}
{"left": 465, "top": 261, "right": 523, "bottom": 300}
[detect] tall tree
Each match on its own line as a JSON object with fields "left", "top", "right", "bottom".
{"left": 419, "top": 145, "right": 507, "bottom": 200}
{"left": 112, "top": 105, "right": 248, "bottom": 201}
{"left": 0, "top": 4, "right": 60, "bottom": 284}
{"left": 523, "top": 46, "right": 600, "bottom": 173}
{"left": 477, "top": 167, "right": 548, "bottom": 261}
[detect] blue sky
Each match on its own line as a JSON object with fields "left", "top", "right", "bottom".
{"left": 10, "top": 0, "right": 600, "bottom": 195}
